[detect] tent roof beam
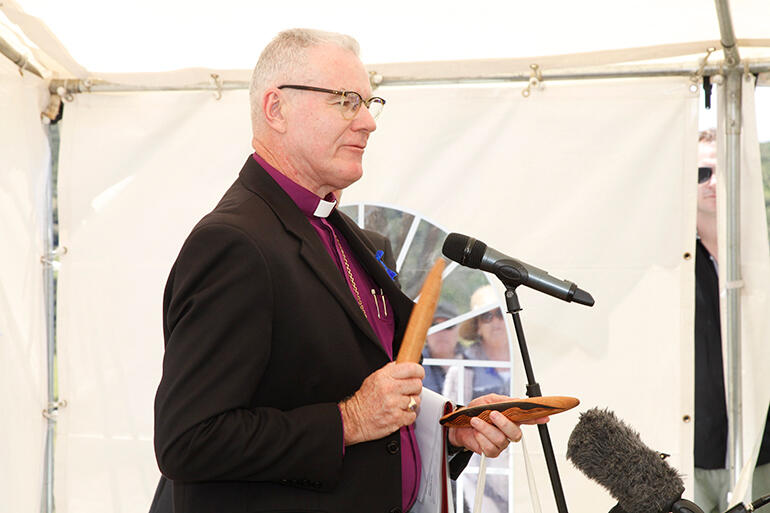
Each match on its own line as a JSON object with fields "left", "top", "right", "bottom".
{"left": 0, "top": 33, "right": 44, "bottom": 78}
{"left": 48, "top": 60, "right": 770, "bottom": 96}
{"left": 715, "top": 0, "right": 741, "bottom": 66}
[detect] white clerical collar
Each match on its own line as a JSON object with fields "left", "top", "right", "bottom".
{"left": 313, "top": 198, "right": 337, "bottom": 218}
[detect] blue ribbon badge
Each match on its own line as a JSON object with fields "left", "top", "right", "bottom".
{"left": 375, "top": 250, "right": 398, "bottom": 281}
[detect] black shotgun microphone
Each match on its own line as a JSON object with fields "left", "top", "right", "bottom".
{"left": 567, "top": 408, "right": 704, "bottom": 513}
{"left": 441, "top": 233, "right": 595, "bottom": 306}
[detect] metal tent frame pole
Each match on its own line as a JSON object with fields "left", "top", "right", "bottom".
{"left": 41, "top": 134, "right": 57, "bottom": 513}
{"left": 1, "top": 31, "right": 57, "bottom": 513}
{"left": 0, "top": 34, "right": 45, "bottom": 78}
{"left": 715, "top": 0, "right": 744, "bottom": 488}
{"left": 48, "top": 61, "right": 770, "bottom": 96}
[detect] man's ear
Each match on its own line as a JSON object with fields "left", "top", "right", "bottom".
{"left": 263, "top": 89, "right": 287, "bottom": 133}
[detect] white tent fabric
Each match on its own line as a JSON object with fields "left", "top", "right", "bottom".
{"left": 56, "top": 76, "right": 703, "bottom": 512}
{"left": 1, "top": 1, "right": 769, "bottom": 512}
{"left": 0, "top": 57, "right": 50, "bottom": 513}
{"left": 4, "top": 0, "right": 770, "bottom": 75}
{"left": 55, "top": 89, "right": 252, "bottom": 512}
{"left": 354, "top": 77, "right": 701, "bottom": 511}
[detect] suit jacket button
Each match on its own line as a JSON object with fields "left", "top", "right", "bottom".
{"left": 386, "top": 440, "right": 400, "bottom": 455}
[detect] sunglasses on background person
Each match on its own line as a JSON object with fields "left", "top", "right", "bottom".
{"left": 479, "top": 310, "right": 503, "bottom": 323}
{"left": 698, "top": 166, "right": 715, "bottom": 184}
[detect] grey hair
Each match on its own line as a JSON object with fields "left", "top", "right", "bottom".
{"left": 249, "top": 28, "right": 360, "bottom": 132}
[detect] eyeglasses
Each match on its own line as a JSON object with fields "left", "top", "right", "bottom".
{"left": 698, "top": 166, "right": 714, "bottom": 184}
{"left": 278, "top": 84, "right": 385, "bottom": 120}
{"left": 479, "top": 310, "right": 503, "bottom": 323}
{"left": 431, "top": 317, "right": 458, "bottom": 332}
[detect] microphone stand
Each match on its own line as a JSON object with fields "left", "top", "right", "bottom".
{"left": 504, "top": 285, "right": 570, "bottom": 513}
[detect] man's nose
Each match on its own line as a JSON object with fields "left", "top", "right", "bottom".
{"left": 352, "top": 105, "right": 377, "bottom": 132}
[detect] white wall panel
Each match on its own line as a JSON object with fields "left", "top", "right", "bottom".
{"left": 56, "top": 89, "right": 252, "bottom": 512}
{"left": 352, "top": 77, "right": 700, "bottom": 511}
{"left": 55, "top": 77, "right": 768, "bottom": 512}
{"left": 0, "top": 60, "right": 50, "bottom": 513}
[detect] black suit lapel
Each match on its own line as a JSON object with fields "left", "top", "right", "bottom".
{"left": 237, "top": 157, "right": 387, "bottom": 355}
{"left": 296, "top": 236, "right": 383, "bottom": 351}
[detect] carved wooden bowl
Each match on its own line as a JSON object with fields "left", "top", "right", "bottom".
{"left": 439, "top": 396, "right": 579, "bottom": 428}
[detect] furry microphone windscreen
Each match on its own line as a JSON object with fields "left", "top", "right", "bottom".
{"left": 566, "top": 408, "right": 685, "bottom": 513}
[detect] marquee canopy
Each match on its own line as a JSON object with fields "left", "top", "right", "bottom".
{"left": 2, "top": 0, "right": 770, "bottom": 81}
{"left": 2, "top": 2, "right": 770, "bottom": 513}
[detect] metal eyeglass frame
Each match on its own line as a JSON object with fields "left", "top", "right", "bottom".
{"left": 278, "top": 84, "right": 385, "bottom": 119}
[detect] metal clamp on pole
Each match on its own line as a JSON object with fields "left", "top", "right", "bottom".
{"left": 522, "top": 64, "right": 544, "bottom": 97}
{"left": 15, "top": 52, "right": 28, "bottom": 77}
{"left": 210, "top": 73, "right": 223, "bottom": 100}
{"left": 40, "top": 246, "right": 68, "bottom": 266}
{"left": 690, "top": 47, "right": 716, "bottom": 92}
{"left": 42, "top": 399, "right": 68, "bottom": 420}
{"left": 41, "top": 94, "right": 62, "bottom": 124}
{"left": 55, "top": 85, "right": 75, "bottom": 103}
{"left": 369, "top": 70, "right": 383, "bottom": 91}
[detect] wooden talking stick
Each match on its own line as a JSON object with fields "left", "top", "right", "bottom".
{"left": 439, "top": 395, "right": 580, "bottom": 428}
{"left": 395, "top": 258, "right": 446, "bottom": 363}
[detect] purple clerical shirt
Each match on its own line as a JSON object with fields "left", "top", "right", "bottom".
{"left": 253, "top": 153, "right": 421, "bottom": 510}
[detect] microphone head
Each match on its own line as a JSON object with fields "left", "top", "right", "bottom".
{"left": 567, "top": 408, "right": 684, "bottom": 513}
{"left": 442, "top": 233, "right": 486, "bottom": 269}
{"left": 572, "top": 287, "right": 595, "bottom": 307}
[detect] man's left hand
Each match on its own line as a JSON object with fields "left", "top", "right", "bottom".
{"left": 447, "top": 394, "right": 549, "bottom": 458}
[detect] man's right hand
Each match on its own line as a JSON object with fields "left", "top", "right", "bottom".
{"left": 338, "top": 361, "right": 424, "bottom": 446}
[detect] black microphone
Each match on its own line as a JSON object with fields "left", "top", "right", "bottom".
{"left": 567, "top": 408, "right": 704, "bottom": 513}
{"left": 441, "top": 233, "right": 594, "bottom": 306}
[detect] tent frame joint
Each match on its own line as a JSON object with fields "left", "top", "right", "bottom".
{"left": 40, "top": 246, "right": 67, "bottom": 266}
{"left": 690, "top": 47, "right": 717, "bottom": 88}
{"left": 522, "top": 63, "right": 544, "bottom": 97}
{"left": 41, "top": 95, "right": 62, "bottom": 123}
{"left": 210, "top": 73, "right": 223, "bottom": 100}
{"left": 369, "top": 70, "right": 384, "bottom": 91}
{"left": 42, "top": 399, "right": 67, "bottom": 420}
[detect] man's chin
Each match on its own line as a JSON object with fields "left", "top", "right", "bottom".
{"left": 337, "top": 163, "right": 364, "bottom": 184}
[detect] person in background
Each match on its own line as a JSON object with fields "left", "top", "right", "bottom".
{"left": 693, "top": 128, "right": 770, "bottom": 513}
{"left": 422, "top": 302, "right": 463, "bottom": 394}
{"left": 445, "top": 284, "right": 512, "bottom": 513}
{"left": 449, "top": 285, "right": 511, "bottom": 403}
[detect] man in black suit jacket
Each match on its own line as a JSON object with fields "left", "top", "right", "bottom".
{"left": 693, "top": 130, "right": 770, "bottom": 513}
{"left": 154, "top": 28, "right": 533, "bottom": 513}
